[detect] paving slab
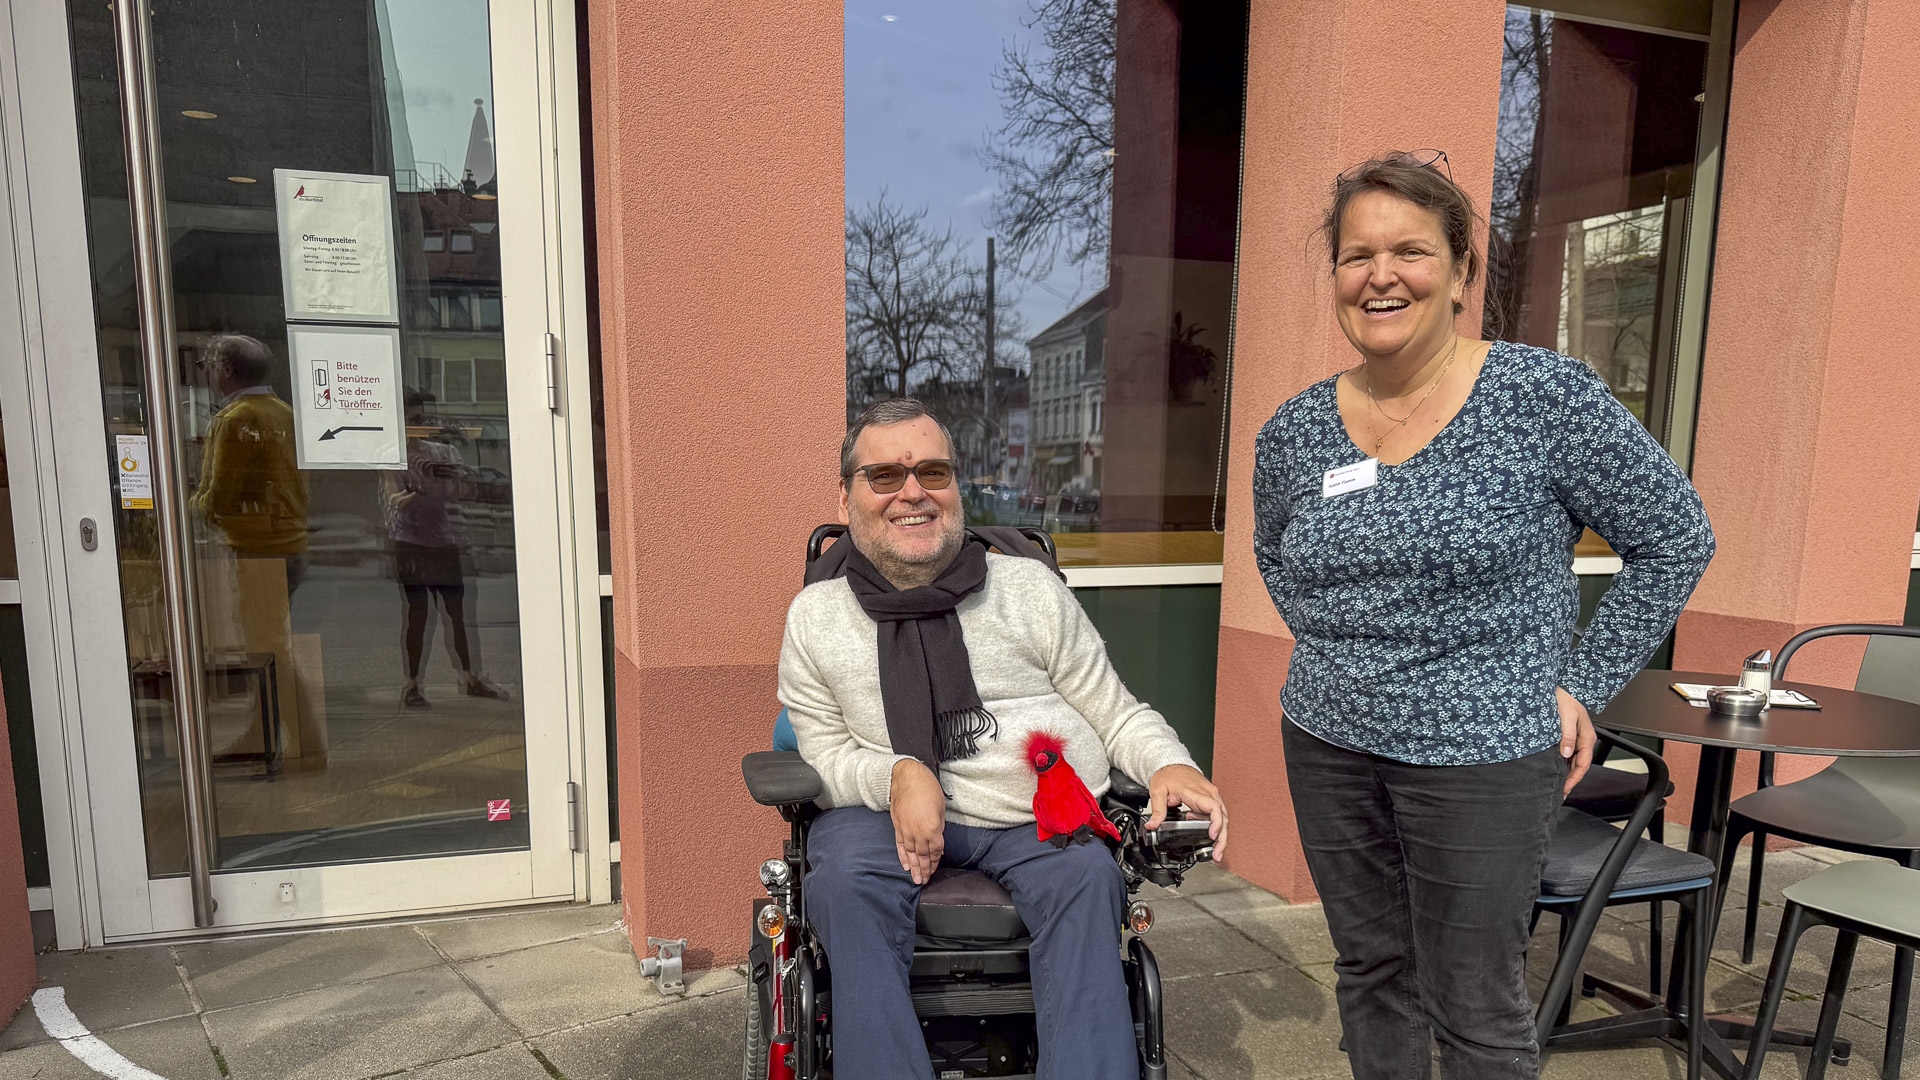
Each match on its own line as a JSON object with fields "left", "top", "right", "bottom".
{"left": 26, "top": 946, "right": 196, "bottom": 1037}
{"left": 0, "top": 1014, "right": 224, "bottom": 1080}
{"left": 1161, "top": 965, "right": 1346, "bottom": 1080}
{"left": 0, "top": 1039, "right": 103, "bottom": 1079}
{"left": 418, "top": 903, "right": 624, "bottom": 961}
{"left": 1143, "top": 898, "right": 1284, "bottom": 981}
{"left": 457, "top": 929, "right": 741, "bottom": 1036}
{"left": 1168, "top": 861, "right": 1263, "bottom": 898}
{"left": 174, "top": 923, "right": 447, "bottom": 1009}
{"left": 203, "top": 965, "right": 516, "bottom": 1080}
{"left": 396, "top": 1043, "right": 558, "bottom": 1079}
{"left": 0, "top": 1001, "right": 51, "bottom": 1051}
{"left": 1191, "top": 892, "right": 1339, "bottom": 967}
{"left": 532, "top": 987, "right": 747, "bottom": 1080}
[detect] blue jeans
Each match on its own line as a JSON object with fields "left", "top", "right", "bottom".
{"left": 805, "top": 807, "right": 1133, "bottom": 1080}
{"left": 1284, "top": 718, "right": 1565, "bottom": 1079}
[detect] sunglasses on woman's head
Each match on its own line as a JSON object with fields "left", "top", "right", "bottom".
{"left": 1339, "top": 148, "right": 1452, "bottom": 183}
{"left": 851, "top": 459, "right": 956, "bottom": 493}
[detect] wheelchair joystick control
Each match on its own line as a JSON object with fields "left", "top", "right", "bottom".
{"left": 640, "top": 937, "right": 687, "bottom": 996}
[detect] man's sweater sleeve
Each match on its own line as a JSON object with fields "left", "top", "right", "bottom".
{"left": 1035, "top": 567, "right": 1199, "bottom": 785}
{"left": 778, "top": 592, "right": 912, "bottom": 812}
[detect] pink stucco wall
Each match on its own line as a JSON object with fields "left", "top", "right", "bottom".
{"left": 1212, "top": 0, "right": 1508, "bottom": 900}
{"left": 1670, "top": 0, "right": 1920, "bottom": 819}
{"left": 1, "top": 677, "right": 34, "bottom": 1024}
{"left": 586, "top": 0, "right": 846, "bottom": 966}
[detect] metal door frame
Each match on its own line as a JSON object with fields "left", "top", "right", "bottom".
{"left": 0, "top": 0, "right": 608, "bottom": 947}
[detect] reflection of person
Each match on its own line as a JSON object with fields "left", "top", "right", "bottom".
{"left": 386, "top": 390, "right": 503, "bottom": 707}
{"left": 779, "top": 398, "right": 1226, "bottom": 1080}
{"left": 191, "top": 334, "right": 309, "bottom": 590}
{"left": 1251, "top": 152, "right": 1716, "bottom": 1079}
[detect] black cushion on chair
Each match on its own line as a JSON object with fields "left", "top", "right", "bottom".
{"left": 741, "top": 751, "right": 825, "bottom": 806}
{"left": 1565, "top": 764, "right": 1675, "bottom": 821}
{"left": 916, "top": 867, "right": 1029, "bottom": 941}
{"left": 1540, "top": 807, "right": 1715, "bottom": 896}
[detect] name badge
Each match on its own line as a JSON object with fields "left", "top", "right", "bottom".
{"left": 1322, "top": 457, "right": 1379, "bottom": 497}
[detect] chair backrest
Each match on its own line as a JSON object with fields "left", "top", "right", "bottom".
{"left": 1856, "top": 634, "right": 1920, "bottom": 706}
{"left": 1775, "top": 624, "right": 1920, "bottom": 787}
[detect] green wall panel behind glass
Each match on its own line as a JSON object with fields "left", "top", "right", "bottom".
{"left": 1072, "top": 585, "right": 1220, "bottom": 776}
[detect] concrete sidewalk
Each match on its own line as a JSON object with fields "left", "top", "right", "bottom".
{"left": 1, "top": 847, "right": 1912, "bottom": 1079}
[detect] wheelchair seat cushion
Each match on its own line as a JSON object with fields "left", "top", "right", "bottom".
{"left": 916, "top": 867, "right": 1029, "bottom": 941}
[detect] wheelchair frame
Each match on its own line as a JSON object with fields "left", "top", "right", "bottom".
{"left": 741, "top": 526, "right": 1208, "bottom": 1080}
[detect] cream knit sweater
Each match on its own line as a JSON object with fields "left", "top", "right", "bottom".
{"left": 778, "top": 553, "right": 1199, "bottom": 829}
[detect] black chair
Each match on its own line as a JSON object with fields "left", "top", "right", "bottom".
{"left": 1724, "top": 624, "right": 1920, "bottom": 1079}
{"left": 1534, "top": 730, "right": 1718, "bottom": 1080}
{"left": 738, "top": 525, "right": 1213, "bottom": 1080}
{"left": 1742, "top": 861, "right": 1920, "bottom": 1080}
{"left": 1564, "top": 744, "right": 1675, "bottom": 997}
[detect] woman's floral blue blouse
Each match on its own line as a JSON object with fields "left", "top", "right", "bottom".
{"left": 1253, "top": 341, "right": 1716, "bottom": 765}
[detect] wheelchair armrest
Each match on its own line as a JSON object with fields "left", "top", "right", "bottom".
{"left": 742, "top": 751, "right": 825, "bottom": 807}
{"left": 1103, "top": 767, "right": 1150, "bottom": 810}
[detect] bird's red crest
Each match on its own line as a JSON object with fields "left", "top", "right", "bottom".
{"left": 1025, "top": 730, "right": 1066, "bottom": 772}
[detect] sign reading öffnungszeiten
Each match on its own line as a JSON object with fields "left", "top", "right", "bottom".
{"left": 273, "top": 169, "right": 401, "bottom": 324}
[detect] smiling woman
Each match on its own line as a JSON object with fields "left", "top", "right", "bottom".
{"left": 1247, "top": 151, "right": 1716, "bottom": 1080}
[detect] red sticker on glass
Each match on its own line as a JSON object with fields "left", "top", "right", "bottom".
{"left": 486, "top": 799, "right": 512, "bottom": 822}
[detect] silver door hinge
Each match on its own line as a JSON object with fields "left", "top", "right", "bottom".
{"left": 544, "top": 332, "right": 561, "bottom": 412}
{"left": 566, "top": 780, "right": 582, "bottom": 852}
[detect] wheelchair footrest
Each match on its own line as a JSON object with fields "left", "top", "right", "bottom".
{"left": 911, "top": 982, "right": 1036, "bottom": 1018}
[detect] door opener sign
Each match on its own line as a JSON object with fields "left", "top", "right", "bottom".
{"left": 273, "top": 169, "right": 401, "bottom": 324}
{"left": 287, "top": 324, "right": 405, "bottom": 470}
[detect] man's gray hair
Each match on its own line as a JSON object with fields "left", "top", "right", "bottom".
{"left": 841, "top": 398, "right": 955, "bottom": 485}
{"left": 206, "top": 334, "right": 275, "bottom": 386}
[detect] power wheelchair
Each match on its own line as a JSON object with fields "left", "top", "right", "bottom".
{"left": 738, "top": 526, "right": 1214, "bottom": 1080}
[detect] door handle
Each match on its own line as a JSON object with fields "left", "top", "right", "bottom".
{"left": 79, "top": 517, "right": 98, "bottom": 551}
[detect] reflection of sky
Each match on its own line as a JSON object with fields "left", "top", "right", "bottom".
{"left": 846, "top": 0, "right": 1104, "bottom": 349}
{"left": 385, "top": 1, "right": 495, "bottom": 186}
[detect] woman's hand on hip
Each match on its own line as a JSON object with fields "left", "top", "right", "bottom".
{"left": 1555, "top": 687, "right": 1595, "bottom": 795}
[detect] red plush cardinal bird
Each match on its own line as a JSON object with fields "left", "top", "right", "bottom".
{"left": 1026, "top": 731, "right": 1123, "bottom": 848}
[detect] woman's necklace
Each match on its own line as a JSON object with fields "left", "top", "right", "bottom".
{"left": 1365, "top": 336, "right": 1459, "bottom": 457}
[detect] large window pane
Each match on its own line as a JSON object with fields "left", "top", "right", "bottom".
{"left": 845, "top": 0, "right": 1249, "bottom": 567}
{"left": 1486, "top": 6, "right": 1708, "bottom": 436}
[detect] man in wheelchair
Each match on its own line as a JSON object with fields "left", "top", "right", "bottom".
{"left": 750, "top": 398, "right": 1226, "bottom": 1080}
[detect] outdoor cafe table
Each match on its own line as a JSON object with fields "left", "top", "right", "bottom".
{"left": 1581, "top": 668, "right": 1920, "bottom": 1078}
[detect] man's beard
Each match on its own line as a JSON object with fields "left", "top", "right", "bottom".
{"left": 861, "top": 511, "right": 965, "bottom": 588}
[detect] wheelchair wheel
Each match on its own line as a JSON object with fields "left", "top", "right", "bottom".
{"left": 743, "top": 988, "right": 769, "bottom": 1080}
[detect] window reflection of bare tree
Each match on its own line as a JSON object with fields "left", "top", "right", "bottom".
{"left": 1485, "top": 8, "right": 1551, "bottom": 341}
{"left": 984, "top": 0, "right": 1116, "bottom": 278}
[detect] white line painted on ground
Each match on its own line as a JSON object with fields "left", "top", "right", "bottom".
{"left": 30, "top": 987, "right": 170, "bottom": 1080}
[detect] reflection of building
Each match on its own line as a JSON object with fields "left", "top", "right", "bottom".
{"left": 1027, "top": 289, "right": 1106, "bottom": 496}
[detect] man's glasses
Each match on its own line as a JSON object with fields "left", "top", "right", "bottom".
{"left": 1339, "top": 148, "right": 1452, "bottom": 183}
{"left": 850, "top": 459, "right": 956, "bottom": 494}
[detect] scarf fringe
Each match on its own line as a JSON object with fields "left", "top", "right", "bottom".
{"left": 934, "top": 706, "right": 999, "bottom": 762}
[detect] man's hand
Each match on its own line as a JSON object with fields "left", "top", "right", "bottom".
{"left": 1556, "top": 687, "right": 1596, "bottom": 796}
{"left": 1145, "top": 764, "right": 1228, "bottom": 859}
{"left": 890, "top": 759, "right": 946, "bottom": 885}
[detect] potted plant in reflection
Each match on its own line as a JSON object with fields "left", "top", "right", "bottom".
{"left": 1166, "top": 312, "right": 1217, "bottom": 403}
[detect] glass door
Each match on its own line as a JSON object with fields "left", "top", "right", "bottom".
{"left": 27, "top": 0, "right": 577, "bottom": 937}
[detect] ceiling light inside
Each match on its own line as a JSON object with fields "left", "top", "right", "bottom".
{"left": 182, "top": 109, "right": 217, "bottom": 120}
{"left": 226, "top": 176, "right": 257, "bottom": 184}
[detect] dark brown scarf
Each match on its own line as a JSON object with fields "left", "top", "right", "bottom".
{"left": 807, "top": 527, "right": 1060, "bottom": 775}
